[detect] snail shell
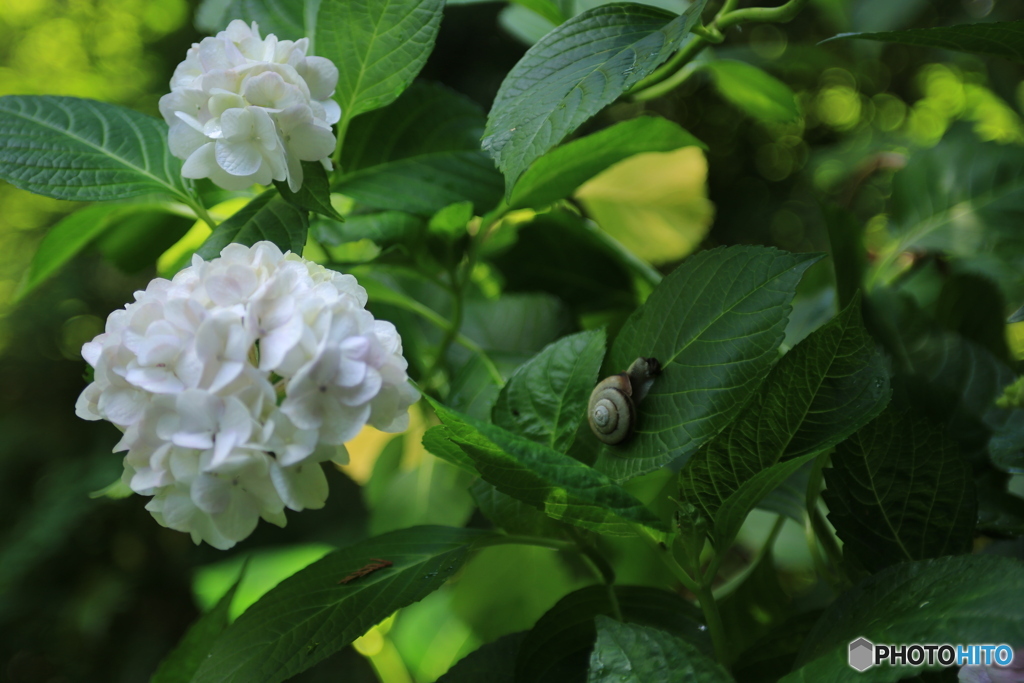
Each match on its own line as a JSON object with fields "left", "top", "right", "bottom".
{"left": 587, "top": 357, "right": 661, "bottom": 445}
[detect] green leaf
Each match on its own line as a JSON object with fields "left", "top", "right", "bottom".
{"left": 868, "top": 287, "right": 1016, "bottom": 457}
{"left": 483, "top": 1, "right": 710, "bottom": 194}
{"left": 437, "top": 632, "right": 526, "bottom": 683}
{"left": 823, "top": 21, "right": 1024, "bottom": 62}
{"left": 588, "top": 616, "right": 734, "bottom": 683}
{"left": 680, "top": 296, "right": 890, "bottom": 549}
{"left": 335, "top": 150, "right": 504, "bottom": 216}
{"left": 461, "top": 293, "right": 572, "bottom": 355}
{"left": 717, "top": 547, "right": 792, "bottom": 665}
{"left": 489, "top": 210, "right": 639, "bottom": 314}
{"left": 191, "top": 526, "right": 496, "bottom": 683}
{"left": 334, "top": 81, "right": 503, "bottom": 216}
{"left": 195, "top": 0, "right": 307, "bottom": 41}
{"left": 275, "top": 161, "right": 343, "bottom": 220}
{"left": 975, "top": 466, "right": 1024, "bottom": 536}
{"left": 935, "top": 272, "right": 1011, "bottom": 362}
{"left": 196, "top": 190, "right": 309, "bottom": 260}
{"left": 517, "top": 585, "right": 710, "bottom": 683}
{"left": 824, "top": 408, "right": 976, "bottom": 572}
{"left": 342, "top": 81, "right": 487, "bottom": 171}
{"left": 317, "top": 0, "right": 444, "bottom": 123}
{"left": 471, "top": 480, "right": 575, "bottom": 539}
{"left": 782, "top": 555, "right": 1024, "bottom": 682}
{"left": 427, "top": 397, "right": 667, "bottom": 535}
{"left": 422, "top": 425, "right": 480, "bottom": 476}
{"left": 508, "top": 116, "right": 705, "bottom": 210}
{"left": 595, "top": 246, "right": 822, "bottom": 481}
{"left": 18, "top": 203, "right": 162, "bottom": 300}
{"left": 312, "top": 210, "right": 423, "bottom": 246}
{"left": 731, "top": 611, "right": 823, "bottom": 683}
{"left": 872, "top": 126, "right": 1024, "bottom": 300}
{"left": 428, "top": 201, "right": 475, "bottom": 239}
{"left": 150, "top": 565, "right": 244, "bottom": 683}
{"left": 493, "top": 329, "right": 607, "bottom": 453}
{"left": 701, "top": 60, "right": 800, "bottom": 124}
{"left": 0, "top": 95, "right": 188, "bottom": 202}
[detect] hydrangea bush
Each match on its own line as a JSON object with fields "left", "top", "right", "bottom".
{"left": 2, "top": 0, "right": 1023, "bottom": 681}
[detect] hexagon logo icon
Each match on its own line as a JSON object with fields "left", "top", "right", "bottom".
{"left": 849, "top": 638, "right": 875, "bottom": 672}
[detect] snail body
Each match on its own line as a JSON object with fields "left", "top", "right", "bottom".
{"left": 587, "top": 357, "right": 661, "bottom": 445}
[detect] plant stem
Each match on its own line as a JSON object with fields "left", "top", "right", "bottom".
{"left": 693, "top": 583, "right": 730, "bottom": 667}
{"left": 332, "top": 114, "right": 351, "bottom": 169}
{"left": 426, "top": 264, "right": 465, "bottom": 383}
{"left": 716, "top": 0, "right": 812, "bottom": 31}
{"left": 629, "top": 0, "right": 812, "bottom": 101}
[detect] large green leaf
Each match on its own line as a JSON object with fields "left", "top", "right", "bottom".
{"left": 680, "top": 297, "right": 890, "bottom": 550}
{"left": 18, "top": 203, "right": 167, "bottom": 300}
{"left": 489, "top": 210, "right": 639, "bottom": 315}
{"left": 782, "top": 555, "right": 1024, "bottom": 683}
{"left": 594, "top": 246, "right": 822, "bottom": 481}
{"left": 195, "top": 0, "right": 307, "bottom": 41}
{"left": 824, "top": 21, "right": 1024, "bottom": 62}
{"left": 335, "top": 151, "right": 503, "bottom": 215}
{"left": 493, "top": 329, "right": 607, "bottom": 453}
{"left": 312, "top": 210, "right": 423, "bottom": 246}
{"left": 191, "top": 526, "right": 495, "bottom": 683}
{"left": 341, "top": 81, "right": 486, "bottom": 172}
{"left": 437, "top": 632, "right": 526, "bottom": 683}
{"left": 823, "top": 408, "right": 975, "bottom": 573}
{"left": 427, "top": 398, "right": 667, "bottom": 535}
{"left": 701, "top": 60, "right": 800, "bottom": 124}
{"left": 422, "top": 425, "right": 480, "bottom": 475}
{"left": 872, "top": 126, "right": 1024, "bottom": 300}
{"left": 507, "top": 116, "right": 704, "bottom": 210}
{"left": 471, "top": 480, "right": 577, "bottom": 539}
{"left": 317, "top": 0, "right": 444, "bottom": 123}
{"left": 517, "top": 585, "right": 710, "bottom": 683}
{"left": 150, "top": 566, "right": 244, "bottom": 683}
{"left": 868, "top": 287, "right": 1016, "bottom": 458}
{"left": 196, "top": 190, "right": 309, "bottom": 260}
{"left": 588, "top": 617, "right": 734, "bottom": 683}
{"left": 0, "top": 95, "right": 188, "bottom": 202}
{"left": 335, "top": 81, "right": 503, "bottom": 215}
{"left": 483, "top": 1, "right": 710, "bottom": 194}
{"left": 717, "top": 547, "right": 792, "bottom": 666}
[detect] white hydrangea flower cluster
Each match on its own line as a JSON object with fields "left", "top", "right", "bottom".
{"left": 159, "top": 20, "right": 340, "bottom": 192}
{"left": 76, "top": 242, "right": 419, "bottom": 549}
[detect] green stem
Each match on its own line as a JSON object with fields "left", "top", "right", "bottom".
{"left": 365, "top": 282, "right": 503, "bottom": 384}
{"left": 426, "top": 265, "right": 465, "bottom": 383}
{"left": 716, "top": 0, "right": 812, "bottom": 31}
{"left": 694, "top": 584, "right": 730, "bottom": 667}
{"left": 631, "top": 523, "right": 702, "bottom": 594}
{"left": 189, "top": 197, "right": 219, "bottom": 232}
{"left": 332, "top": 114, "right": 351, "bottom": 169}
{"left": 631, "top": 61, "right": 702, "bottom": 103}
{"left": 691, "top": 24, "right": 724, "bottom": 43}
{"left": 629, "top": 0, "right": 812, "bottom": 101}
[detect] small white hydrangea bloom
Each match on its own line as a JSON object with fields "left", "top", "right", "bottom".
{"left": 160, "top": 20, "right": 340, "bottom": 192}
{"left": 77, "top": 242, "right": 419, "bottom": 549}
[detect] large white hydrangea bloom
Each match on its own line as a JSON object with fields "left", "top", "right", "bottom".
{"left": 76, "top": 242, "right": 418, "bottom": 549}
{"left": 159, "top": 20, "right": 340, "bottom": 192}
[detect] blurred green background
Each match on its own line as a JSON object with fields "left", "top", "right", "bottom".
{"left": 2, "top": 0, "right": 1024, "bottom": 681}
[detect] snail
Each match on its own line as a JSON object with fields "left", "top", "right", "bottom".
{"left": 587, "top": 357, "right": 661, "bottom": 445}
